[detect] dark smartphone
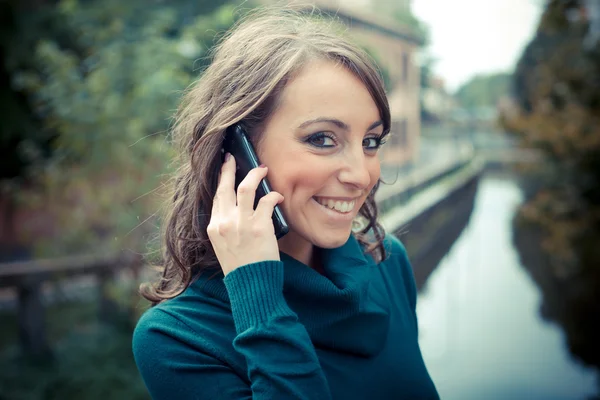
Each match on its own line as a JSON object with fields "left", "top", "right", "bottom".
{"left": 222, "top": 124, "right": 289, "bottom": 239}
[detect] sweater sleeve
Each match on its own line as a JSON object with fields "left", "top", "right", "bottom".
{"left": 133, "top": 308, "right": 254, "bottom": 399}
{"left": 223, "top": 260, "right": 331, "bottom": 399}
{"left": 132, "top": 260, "right": 331, "bottom": 400}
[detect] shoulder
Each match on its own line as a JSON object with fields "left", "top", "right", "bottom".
{"left": 381, "top": 233, "right": 411, "bottom": 277}
{"left": 383, "top": 233, "right": 409, "bottom": 260}
{"left": 134, "top": 288, "right": 203, "bottom": 337}
{"left": 131, "top": 289, "right": 246, "bottom": 398}
{"left": 133, "top": 284, "right": 233, "bottom": 362}
{"left": 132, "top": 298, "right": 196, "bottom": 359}
{"left": 379, "top": 234, "right": 417, "bottom": 309}
{"left": 132, "top": 303, "right": 187, "bottom": 384}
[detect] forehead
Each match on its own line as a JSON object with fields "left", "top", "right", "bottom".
{"left": 272, "top": 59, "right": 381, "bottom": 128}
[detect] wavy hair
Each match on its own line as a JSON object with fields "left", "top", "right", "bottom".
{"left": 141, "top": 7, "right": 390, "bottom": 305}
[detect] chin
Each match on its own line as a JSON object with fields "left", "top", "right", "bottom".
{"left": 311, "top": 229, "right": 352, "bottom": 249}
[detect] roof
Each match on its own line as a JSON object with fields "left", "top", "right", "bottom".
{"left": 314, "top": 3, "right": 426, "bottom": 46}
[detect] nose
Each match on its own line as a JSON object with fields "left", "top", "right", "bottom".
{"left": 337, "top": 147, "right": 372, "bottom": 190}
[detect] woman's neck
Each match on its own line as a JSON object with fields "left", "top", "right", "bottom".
{"left": 278, "top": 231, "right": 322, "bottom": 272}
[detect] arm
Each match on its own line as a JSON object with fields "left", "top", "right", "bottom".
{"left": 132, "top": 261, "right": 331, "bottom": 400}
{"left": 225, "top": 260, "right": 331, "bottom": 399}
{"left": 133, "top": 309, "right": 253, "bottom": 399}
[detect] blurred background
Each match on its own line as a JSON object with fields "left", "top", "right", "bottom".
{"left": 0, "top": 0, "right": 599, "bottom": 399}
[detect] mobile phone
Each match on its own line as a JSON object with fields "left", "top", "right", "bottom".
{"left": 222, "top": 124, "right": 289, "bottom": 239}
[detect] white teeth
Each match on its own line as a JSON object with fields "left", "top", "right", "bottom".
{"left": 315, "top": 197, "right": 355, "bottom": 213}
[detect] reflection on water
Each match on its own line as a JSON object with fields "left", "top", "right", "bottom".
{"left": 416, "top": 174, "right": 598, "bottom": 400}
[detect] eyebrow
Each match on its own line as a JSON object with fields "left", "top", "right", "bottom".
{"left": 297, "top": 117, "right": 383, "bottom": 132}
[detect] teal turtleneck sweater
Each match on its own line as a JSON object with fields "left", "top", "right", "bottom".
{"left": 133, "top": 234, "right": 438, "bottom": 399}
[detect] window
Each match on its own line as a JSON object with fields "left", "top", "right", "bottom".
{"left": 390, "top": 121, "right": 401, "bottom": 147}
{"left": 389, "top": 119, "right": 408, "bottom": 148}
{"left": 402, "top": 52, "right": 409, "bottom": 84}
{"left": 400, "top": 119, "right": 408, "bottom": 147}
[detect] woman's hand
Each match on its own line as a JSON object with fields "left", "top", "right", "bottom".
{"left": 207, "top": 153, "right": 284, "bottom": 276}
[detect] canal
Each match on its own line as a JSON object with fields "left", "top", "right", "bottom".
{"left": 416, "top": 172, "right": 599, "bottom": 400}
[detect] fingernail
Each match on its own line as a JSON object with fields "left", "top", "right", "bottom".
{"left": 225, "top": 153, "right": 231, "bottom": 162}
{"left": 259, "top": 164, "right": 267, "bottom": 168}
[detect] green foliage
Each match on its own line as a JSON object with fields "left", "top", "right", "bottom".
{"left": 0, "top": 277, "right": 152, "bottom": 399}
{"left": 2, "top": 0, "right": 236, "bottom": 257}
{"left": 419, "top": 55, "right": 436, "bottom": 89}
{"left": 0, "top": 2, "right": 62, "bottom": 182}
{"left": 0, "top": 321, "right": 148, "bottom": 400}
{"left": 374, "top": 4, "right": 429, "bottom": 45}
{"left": 503, "top": 0, "right": 600, "bottom": 374}
{"left": 454, "top": 72, "right": 512, "bottom": 110}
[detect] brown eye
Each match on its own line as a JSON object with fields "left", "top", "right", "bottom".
{"left": 363, "top": 136, "right": 385, "bottom": 150}
{"left": 306, "top": 132, "right": 336, "bottom": 148}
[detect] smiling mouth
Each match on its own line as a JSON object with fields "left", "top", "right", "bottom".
{"left": 313, "top": 197, "right": 356, "bottom": 213}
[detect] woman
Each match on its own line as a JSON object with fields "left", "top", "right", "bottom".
{"left": 133, "top": 7, "right": 439, "bottom": 400}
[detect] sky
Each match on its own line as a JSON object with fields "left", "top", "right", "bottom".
{"left": 411, "top": 0, "right": 545, "bottom": 92}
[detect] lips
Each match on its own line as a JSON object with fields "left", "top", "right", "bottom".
{"left": 313, "top": 197, "right": 356, "bottom": 213}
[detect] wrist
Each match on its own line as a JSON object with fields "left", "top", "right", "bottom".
{"left": 224, "top": 260, "right": 295, "bottom": 333}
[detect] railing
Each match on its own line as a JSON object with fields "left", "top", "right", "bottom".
{"left": 0, "top": 252, "right": 142, "bottom": 357}
{"left": 376, "top": 142, "right": 480, "bottom": 231}
{"left": 378, "top": 155, "right": 483, "bottom": 233}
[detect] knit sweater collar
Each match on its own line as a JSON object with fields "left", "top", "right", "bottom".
{"left": 196, "top": 234, "right": 391, "bottom": 357}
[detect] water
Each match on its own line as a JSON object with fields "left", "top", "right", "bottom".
{"left": 417, "top": 174, "right": 598, "bottom": 400}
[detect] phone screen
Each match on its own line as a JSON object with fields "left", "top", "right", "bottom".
{"left": 222, "top": 125, "right": 289, "bottom": 239}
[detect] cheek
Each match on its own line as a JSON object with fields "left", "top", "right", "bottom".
{"left": 269, "top": 163, "right": 331, "bottom": 198}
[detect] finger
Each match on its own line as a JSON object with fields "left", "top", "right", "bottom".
{"left": 253, "top": 191, "right": 284, "bottom": 220}
{"left": 236, "top": 165, "right": 269, "bottom": 216}
{"left": 213, "top": 153, "right": 236, "bottom": 214}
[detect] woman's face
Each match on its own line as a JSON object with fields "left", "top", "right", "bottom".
{"left": 257, "top": 59, "right": 384, "bottom": 255}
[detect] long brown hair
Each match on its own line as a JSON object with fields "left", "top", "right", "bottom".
{"left": 141, "top": 7, "right": 391, "bottom": 305}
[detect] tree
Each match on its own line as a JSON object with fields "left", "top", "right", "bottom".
{"left": 2, "top": 0, "right": 236, "bottom": 257}
{"left": 502, "top": 0, "right": 600, "bottom": 379}
{"left": 455, "top": 72, "right": 512, "bottom": 110}
{"left": 373, "top": 2, "right": 429, "bottom": 43}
